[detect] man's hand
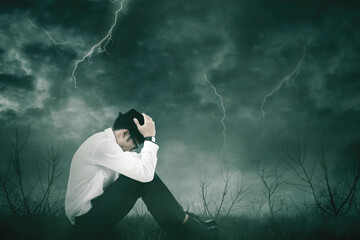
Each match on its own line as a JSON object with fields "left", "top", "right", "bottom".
{"left": 133, "top": 113, "right": 156, "bottom": 137}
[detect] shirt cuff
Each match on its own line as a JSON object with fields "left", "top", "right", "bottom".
{"left": 143, "top": 140, "right": 159, "bottom": 152}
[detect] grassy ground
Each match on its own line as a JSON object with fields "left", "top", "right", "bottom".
{"left": 1, "top": 214, "right": 360, "bottom": 240}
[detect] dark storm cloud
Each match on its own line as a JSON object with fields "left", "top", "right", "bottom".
{"left": 0, "top": 108, "right": 18, "bottom": 121}
{"left": 22, "top": 44, "right": 60, "bottom": 64}
{"left": 0, "top": 0, "right": 35, "bottom": 12}
{"left": 71, "top": 0, "right": 360, "bottom": 163}
{"left": 61, "top": 0, "right": 230, "bottom": 147}
{"left": 0, "top": 73, "right": 35, "bottom": 90}
{"left": 1, "top": 0, "right": 113, "bottom": 34}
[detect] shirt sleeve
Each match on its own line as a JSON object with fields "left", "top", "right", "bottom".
{"left": 92, "top": 140, "right": 159, "bottom": 183}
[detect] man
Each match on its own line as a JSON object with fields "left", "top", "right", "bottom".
{"left": 65, "top": 109, "right": 218, "bottom": 239}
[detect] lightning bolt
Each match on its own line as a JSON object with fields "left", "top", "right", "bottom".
{"left": 260, "top": 39, "right": 310, "bottom": 120}
{"left": 204, "top": 73, "right": 227, "bottom": 154}
{"left": 71, "top": 0, "right": 126, "bottom": 88}
{"left": 25, "top": 15, "right": 77, "bottom": 59}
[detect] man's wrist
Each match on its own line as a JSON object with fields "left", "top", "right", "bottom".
{"left": 144, "top": 136, "right": 156, "bottom": 143}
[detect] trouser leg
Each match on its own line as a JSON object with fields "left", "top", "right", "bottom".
{"left": 75, "top": 173, "right": 186, "bottom": 234}
{"left": 75, "top": 174, "right": 142, "bottom": 228}
{"left": 140, "top": 173, "right": 186, "bottom": 232}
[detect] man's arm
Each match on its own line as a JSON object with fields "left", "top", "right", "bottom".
{"left": 93, "top": 112, "right": 158, "bottom": 182}
{"left": 93, "top": 139, "right": 159, "bottom": 182}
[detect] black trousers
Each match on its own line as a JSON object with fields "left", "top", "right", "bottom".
{"left": 75, "top": 173, "right": 186, "bottom": 233}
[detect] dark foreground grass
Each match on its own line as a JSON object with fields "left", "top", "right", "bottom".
{"left": 1, "top": 214, "right": 360, "bottom": 240}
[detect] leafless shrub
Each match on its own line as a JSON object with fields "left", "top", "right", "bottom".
{"left": 199, "top": 169, "right": 252, "bottom": 219}
{"left": 257, "top": 161, "right": 287, "bottom": 217}
{"left": 180, "top": 196, "right": 196, "bottom": 213}
{"left": 248, "top": 193, "right": 265, "bottom": 217}
{"left": 281, "top": 134, "right": 360, "bottom": 217}
{"left": 0, "top": 126, "right": 64, "bottom": 216}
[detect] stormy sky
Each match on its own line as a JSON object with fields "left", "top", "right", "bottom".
{"left": 1, "top": 0, "right": 360, "bottom": 214}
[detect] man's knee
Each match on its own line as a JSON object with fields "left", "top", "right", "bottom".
{"left": 143, "top": 173, "right": 161, "bottom": 184}
{"left": 139, "top": 173, "right": 163, "bottom": 190}
{"left": 113, "top": 174, "right": 144, "bottom": 191}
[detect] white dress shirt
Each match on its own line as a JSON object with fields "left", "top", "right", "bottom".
{"left": 65, "top": 128, "right": 159, "bottom": 225}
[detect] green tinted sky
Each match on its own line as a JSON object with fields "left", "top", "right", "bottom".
{"left": 1, "top": 0, "right": 359, "bottom": 211}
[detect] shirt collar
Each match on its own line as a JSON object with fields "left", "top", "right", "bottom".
{"left": 104, "top": 128, "right": 117, "bottom": 142}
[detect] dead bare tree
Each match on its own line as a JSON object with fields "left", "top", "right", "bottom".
{"left": 257, "top": 161, "right": 287, "bottom": 216}
{"left": 0, "top": 126, "right": 31, "bottom": 215}
{"left": 352, "top": 185, "right": 360, "bottom": 216}
{"left": 32, "top": 142, "right": 64, "bottom": 215}
{"left": 344, "top": 139, "right": 360, "bottom": 216}
{"left": 199, "top": 169, "right": 252, "bottom": 219}
{"left": 281, "top": 134, "right": 360, "bottom": 217}
{"left": 180, "top": 196, "right": 196, "bottom": 214}
{"left": 286, "top": 191, "right": 315, "bottom": 217}
{"left": 248, "top": 193, "right": 265, "bottom": 217}
{"left": 0, "top": 126, "right": 64, "bottom": 216}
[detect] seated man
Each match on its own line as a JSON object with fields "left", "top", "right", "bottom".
{"left": 65, "top": 109, "right": 218, "bottom": 239}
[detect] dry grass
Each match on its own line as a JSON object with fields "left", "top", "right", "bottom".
{"left": 1, "top": 214, "right": 360, "bottom": 240}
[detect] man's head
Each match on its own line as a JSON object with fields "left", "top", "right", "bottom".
{"left": 112, "top": 109, "right": 145, "bottom": 152}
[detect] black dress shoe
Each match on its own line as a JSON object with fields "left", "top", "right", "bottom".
{"left": 183, "top": 215, "right": 219, "bottom": 239}
{"left": 185, "top": 211, "right": 219, "bottom": 227}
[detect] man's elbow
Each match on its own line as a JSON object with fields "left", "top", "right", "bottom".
{"left": 138, "top": 171, "right": 155, "bottom": 183}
